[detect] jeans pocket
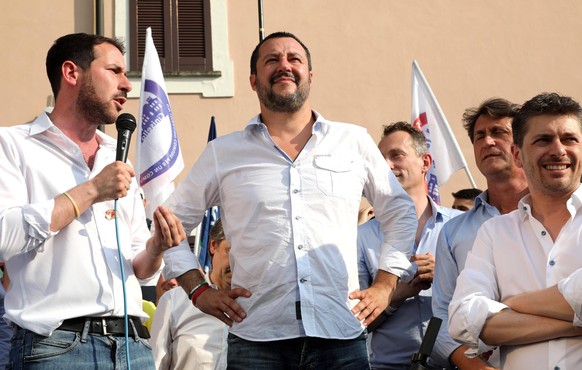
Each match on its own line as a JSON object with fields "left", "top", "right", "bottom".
{"left": 24, "top": 330, "right": 80, "bottom": 362}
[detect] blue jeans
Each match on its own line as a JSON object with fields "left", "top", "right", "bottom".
{"left": 7, "top": 327, "right": 154, "bottom": 370}
{"left": 227, "top": 331, "right": 370, "bottom": 370}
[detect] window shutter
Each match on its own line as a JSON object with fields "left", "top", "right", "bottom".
{"left": 129, "top": 0, "right": 212, "bottom": 73}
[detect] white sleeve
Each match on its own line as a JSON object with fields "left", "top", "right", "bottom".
{"left": 448, "top": 223, "right": 508, "bottom": 357}
{"left": 150, "top": 292, "right": 174, "bottom": 370}
{"left": 558, "top": 268, "right": 582, "bottom": 326}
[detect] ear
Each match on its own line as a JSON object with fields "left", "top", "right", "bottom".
{"left": 511, "top": 143, "right": 523, "bottom": 168}
{"left": 250, "top": 74, "right": 257, "bottom": 92}
{"left": 421, "top": 153, "right": 433, "bottom": 174}
{"left": 209, "top": 239, "right": 218, "bottom": 255}
{"left": 61, "top": 60, "right": 80, "bottom": 88}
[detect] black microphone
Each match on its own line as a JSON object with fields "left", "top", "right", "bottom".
{"left": 115, "top": 113, "right": 137, "bottom": 163}
{"left": 410, "top": 317, "right": 442, "bottom": 370}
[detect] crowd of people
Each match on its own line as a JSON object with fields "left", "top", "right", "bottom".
{"left": 0, "top": 29, "right": 580, "bottom": 370}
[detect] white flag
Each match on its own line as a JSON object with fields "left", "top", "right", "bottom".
{"left": 411, "top": 60, "right": 468, "bottom": 203}
{"left": 137, "top": 27, "right": 184, "bottom": 219}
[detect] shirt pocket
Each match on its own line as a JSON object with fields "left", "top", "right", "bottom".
{"left": 313, "top": 155, "right": 360, "bottom": 199}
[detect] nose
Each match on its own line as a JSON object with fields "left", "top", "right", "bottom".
{"left": 277, "top": 57, "right": 292, "bottom": 72}
{"left": 549, "top": 138, "right": 567, "bottom": 157}
{"left": 120, "top": 74, "right": 132, "bottom": 93}
{"left": 483, "top": 134, "right": 496, "bottom": 146}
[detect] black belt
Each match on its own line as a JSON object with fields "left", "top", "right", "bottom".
{"left": 57, "top": 316, "right": 150, "bottom": 338}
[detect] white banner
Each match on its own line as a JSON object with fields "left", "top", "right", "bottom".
{"left": 137, "top": 27, "right": 184, "bottom": 219}
{"left": 411, "top": 60, "right": 469, "bottom": 203}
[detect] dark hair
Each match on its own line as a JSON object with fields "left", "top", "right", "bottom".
{"left": 462, "top": 98, "right": 520, "bottom": 143}
{"left": 250, "top": 32, "right": 312, "bottom": 75}
{"left": 46, "top": 33, "right": 125, "bottom": 98}
{"left": 382, "top": 121, "right": 428, "bottom": 156}
{"left": 512, "top": 92, "right": 582, "bottom": 147}
{"left": 452, "top": 188, "right": 482, "bottom": 200}
{"left": 209, "top": 219, "right": 225, "bottom": 245}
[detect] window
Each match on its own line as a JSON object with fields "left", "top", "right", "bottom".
{"left": 115, "top": 0, "right": 233, "bottom": 97}
{"left": 129, "top": 0, "right": 213, "bottom": 74}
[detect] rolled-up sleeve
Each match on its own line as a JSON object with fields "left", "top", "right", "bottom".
{"left": 558, "top": 268, "right": 582, "bottom": 327}
{"left": 448, "top": 224, "right": 507, "bottom": 356}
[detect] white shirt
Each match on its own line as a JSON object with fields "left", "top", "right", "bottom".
{"left": 150, "top": 287, "right": 227, "bottom": 370}
{"left": 164, "top": 112, "right": 417, "bottom": 341}
{"left": 449, "top": 186, "right": 582, "bottom": 369}
{"left": 0, "top": 113, "right": 150, "bottom": 336}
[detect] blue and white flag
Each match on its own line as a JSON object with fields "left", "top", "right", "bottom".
{"left": 137, "top": 27, "right": 184, "bottom": 219}
{"left": 411, "top": 60, "right": 473, "bottom": 203}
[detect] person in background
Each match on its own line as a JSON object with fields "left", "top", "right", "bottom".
{"left": 163, "top": 31, "right": 417, "bottom": 369}
{"left": 0, "top": 33, "right": 185, "bottom": 369}
{"left": 150, "top": 219, "right": 230, "bottom": 370}
{"left": 432, "top": 97, "right": 527, "bottom": 370}
{"left": 451, "top": 188, "right": 483, "bottom": 211}
{"left": 358, "top": 122, "right": 461, "bottom": 369}
{"left": 449, "top": 92, "right": 582, "bottom": 369}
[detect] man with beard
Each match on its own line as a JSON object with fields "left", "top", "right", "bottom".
{"left": 0, "top": 33, "right": 186, "bottom": 369}
{"left": 163, "top": 32, "right": 417, "bottom": 369}
{"left": 449, "top": 93, "right": 582, "bottom": 369}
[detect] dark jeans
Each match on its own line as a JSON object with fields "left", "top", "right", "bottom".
{"left": 7, "top": 327, "right": 154, "bottom": 370}
{"left": 227, "top": 331, "right": 370, "bottom": 370}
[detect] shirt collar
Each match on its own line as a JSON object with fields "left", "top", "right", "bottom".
{"left": 243, "top": 110, "right": 328, "bottom": 136}
{"left": 517, "top": 184, "right": 582, "bottom": 219}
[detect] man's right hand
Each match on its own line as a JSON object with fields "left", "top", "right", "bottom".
{"left": 195, "top": 287, "right": 252, "bottom": 327}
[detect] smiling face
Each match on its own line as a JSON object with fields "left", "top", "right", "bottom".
{"left": 514, "top": 114, "right": 582, "bottom": 198}
{"left": 379, "top": 130, "right": 431, "bottom": 193}
{"left": 249, "top": 37, "right": 312, "bottom": 113}
{"left": 77, "top": 42, "right": 131, "bottom": 125}
{"left": 473, "top": 115, "right": 518, "bottom": 179}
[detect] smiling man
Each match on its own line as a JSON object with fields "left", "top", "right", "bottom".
{"left": 449, "top": 92, "right": 582, "bottom": 369}
{"left": 163, "top": 32, "right": 417, "bottom": 369}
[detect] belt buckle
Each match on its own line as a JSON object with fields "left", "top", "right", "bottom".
{"left": 101, "top": 318, "right": 109, "bottom": 335}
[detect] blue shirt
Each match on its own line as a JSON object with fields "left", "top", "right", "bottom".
{"left": 431, "top": 191, "right": 499, "bottom": 362}
{"left": 358, "top": 197, "right": 461, "bottom": 368}
{"left": 164, "top": 112, "right": 417, "bottom": 341}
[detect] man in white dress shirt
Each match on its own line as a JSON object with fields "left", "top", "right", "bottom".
{"left": 150, "top": 219, "right": 230, "bottom": 370}
{"left": 162, "top": 31, "right": 417, "bottom": 369}
{"left": 449, "top": 92, "right": 582, "bottom": 369}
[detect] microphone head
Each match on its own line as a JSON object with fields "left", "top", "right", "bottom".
{"left": 116, "top": 113, "right": 137, "bottom": 133}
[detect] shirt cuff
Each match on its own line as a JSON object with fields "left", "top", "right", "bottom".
{"left": 377, "top": 244, "right": 413, "bottom": 281}
{"left": 558, "top": 270, "right": 582, "bottom": 326}
{"left": 162, "top": 241, "right": 200, "bottom": 280}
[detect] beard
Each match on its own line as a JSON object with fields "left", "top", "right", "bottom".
{"left": 77, "top": 75, "right": 118, "bottom": 126}
{"left": 256, "top": 71, "right": 310, "bottom": 113}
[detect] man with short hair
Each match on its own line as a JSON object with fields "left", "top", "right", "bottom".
{"left": 163, "top": 32, "right": 417, "bottom": 369}
{"left": 0, "top": 33, "right": 185, "bottom": 369}
{"left": 449, "top": 92, "right": 582, "bottom": 369}
{"left": 451, "top": 188, "right": 482, "bottom": 211}
{"left": 151, "top": 219, "right": 230, "bottom": 370}
{"left": 358, "top": 122, "right": 461, "bottom": 369}
{"left": 432, "top": 97, "right": 528, "bottom": 369}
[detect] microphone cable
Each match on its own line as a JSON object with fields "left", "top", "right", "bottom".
{"left": 114, "top": 198, "right": 132, "bottom": 370}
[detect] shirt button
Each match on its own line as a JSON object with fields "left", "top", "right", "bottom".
{"left": 298, "top": 245, "right": 303, "bottom": 250}
{"left": 541, "top": 230, "right": 547, "bottom": 236}
{"left": 292, "top": 163, "right": 297, "bottom": 168}
{"left": 300, "top": 278, "right": 306, "bottom": 283}
{"left": 293, "top": 189, "right": 299, "bottom": 194}
{"left": 549, "top": 260, "right": 555, "bottom": 266}
{"left": 295, "top": 216, "right": 301, "bottom": 220}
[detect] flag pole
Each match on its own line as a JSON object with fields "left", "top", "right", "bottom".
{"left": 412, "top": 60, "right": 477, "bottom": 188}
{"left": 258, "top": 0, "right": 265, "bottom": 41}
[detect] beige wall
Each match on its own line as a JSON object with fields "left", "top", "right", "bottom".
{"left": 3, "top": 0, "right": 582, "bottom": 206}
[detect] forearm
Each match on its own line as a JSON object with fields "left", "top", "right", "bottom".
{"left": 504, "top": 285, "right": 574, "bottom": 322}
{"left": 481, "top": 308, "right": 581, "bottom": 346}
{"left": 51, "top": 182, "right": 98, "bottom": 232}
{"left": 450, "top": 345, "right": 497, "bottom": 370}
{"left": 176, "top": 269, "right": 206, "bottom": 296}
{"left": 133, "top": 238, "right": 163, "bottom": 280}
